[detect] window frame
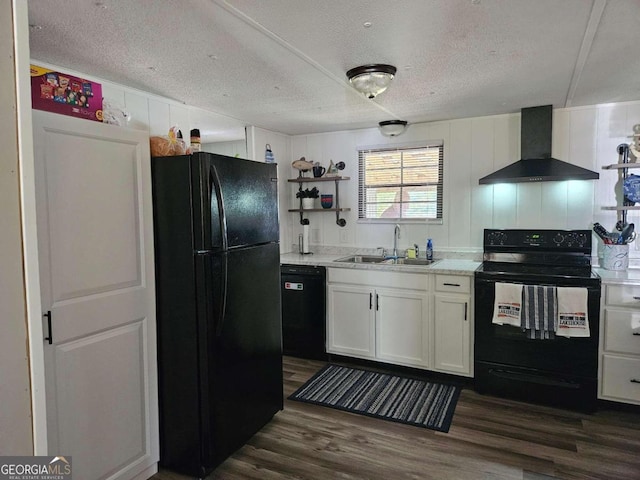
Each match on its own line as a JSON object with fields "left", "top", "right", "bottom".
{"left": 356, "top": 141, "right": 444, "bottom": 224}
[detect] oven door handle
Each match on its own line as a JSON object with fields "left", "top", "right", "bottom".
{"left": 488, "top": 368, "right": 581, "bottom": 389}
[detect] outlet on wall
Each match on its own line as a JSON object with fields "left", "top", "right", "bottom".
{"left": 312, "top": 228, "right": 320, "bottom": 243}
{"left": 339, "top": 229, "right": 349, "bottom": 244}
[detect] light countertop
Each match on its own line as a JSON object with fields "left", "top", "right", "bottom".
{"left": 280, "top": 252, "right": 480, "bottom": 276}
{"left": 595, "top": 267, "right": 640, "bottom": 285}
{"left": 281, "top": 249, "right": 640, "bottom": 283}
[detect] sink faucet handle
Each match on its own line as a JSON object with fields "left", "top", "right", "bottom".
{"left": 376, "top": 246, "right": 387, "bottom": 257}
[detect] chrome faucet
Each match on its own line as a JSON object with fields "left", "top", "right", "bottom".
{"left": 392, "top": 224, "right": 400, "bottom": 258}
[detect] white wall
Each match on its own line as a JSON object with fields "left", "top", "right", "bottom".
{"left": 26, "top": 63, "right": 640, "bottom": 263}
{"left": 1, "top": 0, "right": 34, "bottom": 455}
{"left": 30, "top": 60, "right": 248, "bottom": 148}
{"left": 286, "top": 102, "right": 640, "bottom": 262}
{"left": 202, "top": 139, "right": 247, "bottom": 158}
{"left": 247, "top": 126, "right": 293, "bottom": 252}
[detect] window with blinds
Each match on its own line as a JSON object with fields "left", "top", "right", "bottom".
{"left": 358, "top": 143, "right": 443, "bottom": 220}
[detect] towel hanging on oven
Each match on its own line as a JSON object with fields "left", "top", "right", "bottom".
{"left": 522, "top": 285, "right": 557, "bottom": 340}
{"left": 556, "top": 287, "right": 590, "bottom": 338}
{"left": 492, "top": 283, "right": 523, "bottom": 326}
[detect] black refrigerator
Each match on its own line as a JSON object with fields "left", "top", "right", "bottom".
{"left": 151, "top": 152, "right": 283, "bottom": 477}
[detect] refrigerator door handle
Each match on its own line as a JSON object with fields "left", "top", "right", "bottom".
{"left": 215, "top": 252, "right": 229, "bottom": 337}
{"left": 209, "top": 165, "right": 229, "bottom": 251}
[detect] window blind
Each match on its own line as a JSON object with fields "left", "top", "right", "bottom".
{"left": 358, "top": 143, "right": 443, "bottom": 220}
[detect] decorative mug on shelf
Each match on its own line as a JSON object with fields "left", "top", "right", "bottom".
{"left": 321, "top": 194, "right": 333, "bottom": 209}
{"left": 313, "top": 165, "right": 326, "bottom": 177}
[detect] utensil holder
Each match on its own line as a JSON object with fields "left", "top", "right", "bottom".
{"left": 602, "top": 244, "right": 629, "bottom": 270}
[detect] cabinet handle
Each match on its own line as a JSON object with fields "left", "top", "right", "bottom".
{"left": 633, "top": 332, "right": 640, "bottom": 336}
{"left": 633, "top": 296, "right": 640, "bottom": 300}
{"left": 631, "top": 379, "right": 640, "bottom": 384}
{"left": 376, "top": 293, "right": 379, "bottom": 311}
{"left": 369, "top": 293, "right": 372, "bottom": 310}
{"left": 464, "top": 302, "right": 468, "bottom": 321}
{"left": 443, "top": 282, "right": 461, "bottom": 287}
{"left": 43, "top": 310, "right": 52, "bottom": 344}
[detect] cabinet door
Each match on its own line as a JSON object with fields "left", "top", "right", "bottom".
{"left": 376, "top": 288, "right": 429, "bottom": 368}
{"left": 433, "top": 293, "right": 471, "bottom": 375}
{"left": 327, "top": 284, "right": 375, "bottom": 358}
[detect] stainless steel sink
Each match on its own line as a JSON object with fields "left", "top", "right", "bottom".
{"left": 385, "top": 258, "right": 435, "bottom": 266}
{"left": 334, "top": 255, "right": 435, "bottom": 266}
{"left": 334, "top": 255, "right": 388, "bottom": 264}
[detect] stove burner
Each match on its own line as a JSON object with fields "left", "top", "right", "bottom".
{"left": 476, "top": 261, "right": 599, "bottom": 281}
{"left": 477, "top": 228, "right": 598, "bottom": 284}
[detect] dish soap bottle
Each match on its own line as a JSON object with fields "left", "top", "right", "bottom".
{"left": 426, "top": 238, "right": 433, "bottom": 261}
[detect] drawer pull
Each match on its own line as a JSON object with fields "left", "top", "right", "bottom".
{"left": 443, "top": 282, "right": 461, "bottom": 287}
{"left": 634, "top": 332, "right": 640, "bottom": 336}
{"left": 634, "top": 296, "right": 640, "bottom": 300}
{"left": 631, "top": 379, "right": 640, "bottom": 384}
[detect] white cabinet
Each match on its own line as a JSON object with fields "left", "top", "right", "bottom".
{"left": 376, "top": 288, "right": 429, "bottom": 367}
{"left": 433, "top": 275, "right": 472, "bottom": 376}
{"left": 327, "top": 268, "right": 429, "bottom": 369}
{"left": 327, "top": 284, "right": 375, "bottom": 358}
{"left": 599, "top": 283, "right": 640, "bottom": 405}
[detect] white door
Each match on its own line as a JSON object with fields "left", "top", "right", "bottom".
{"left": 33, "top": 111, "right": 158, "bottom": 480}
{"left": 327, "top": 284, "right": 375, "bottom": 358}
{"left": 433, "top": 294, "right": 471, "bottom": 375}
{"left": 376, "top": 288, "right": 429, "bottom": 368}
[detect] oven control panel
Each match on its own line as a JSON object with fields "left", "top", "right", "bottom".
{"left": 484, "top": 229, "right": 591, "bottom": 251}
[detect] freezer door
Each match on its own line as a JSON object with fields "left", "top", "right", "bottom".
{"left": 200, "top": 242, "right": 283, "bottom": 469}
{"left": 191, "top": 154, "right": 224, "bottom": 252}
{"left": 208, "top": 153, "right": 279, "bottom": 248}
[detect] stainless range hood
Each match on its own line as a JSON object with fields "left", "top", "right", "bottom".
{"left": 478, "top": 105, "right": 599, "bottom": 184}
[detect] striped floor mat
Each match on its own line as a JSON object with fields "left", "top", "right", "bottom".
{"left": 289, "top": 364, "right": 461, "bottom": 433}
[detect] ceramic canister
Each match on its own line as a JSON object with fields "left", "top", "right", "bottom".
{"left": 602, "top": 244, "right": 629, "bottom": 271}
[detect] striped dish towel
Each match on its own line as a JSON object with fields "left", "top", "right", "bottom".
{"left": 522, "top": 285, "right": 557, "bottom": 340}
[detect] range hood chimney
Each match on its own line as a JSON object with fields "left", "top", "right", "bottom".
{"left": 478, "top": 105, "right": 599, "bottom": 184}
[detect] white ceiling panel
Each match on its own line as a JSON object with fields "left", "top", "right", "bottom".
{"left": 27, "top": 0, "right": 640, "bottom": 137}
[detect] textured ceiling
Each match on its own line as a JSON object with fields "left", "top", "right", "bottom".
{"left": 27, "top": 0, "right": 640, "bottom": 141}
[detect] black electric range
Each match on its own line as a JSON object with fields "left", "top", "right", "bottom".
{"left": 474, "top": 228, "right": 601, "bottom": 412}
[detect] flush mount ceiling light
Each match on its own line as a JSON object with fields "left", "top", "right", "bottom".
{"left": 378, "top": 120, "right": 408, "bottom": 136}
{"left": 346, "top": 64, "right": 397, "bottom": 99}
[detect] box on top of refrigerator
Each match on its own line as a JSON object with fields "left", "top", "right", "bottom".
{"left": 30, "top": 64, "right": 103, "bottom": 122}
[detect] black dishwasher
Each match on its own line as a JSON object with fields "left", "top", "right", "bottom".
{"left": 280, "top": 264, "right": 326, "bottom": 360}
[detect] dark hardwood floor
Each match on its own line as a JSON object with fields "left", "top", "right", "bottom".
{"left": 152, "top": 356, "right": 640, "bottom": 480}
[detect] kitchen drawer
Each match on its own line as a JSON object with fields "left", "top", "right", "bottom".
{"left": 601, "top": 354, "right": 640, "bottom": 404}
{"left": 603, "top": 309, "right": 640, "bottom": 355}
{"left": 435, "top": 275, "right": 471, "bottom": 294}
{"left": 605, "top": 284, "right": 640, "bottom": 308}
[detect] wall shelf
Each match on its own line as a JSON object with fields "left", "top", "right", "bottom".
{"left": 602, "top": 163, "right": 640, "bottom": 170}
{"left": 287, "top": 176, "right": 350, "bottom": 183}
{"left": 601, "top": 206, "right": 640, "bottom": 211}
{"left": 288, "top": 176, "right": 350, "bottom": 226}
{"left": 601, "top": 145, "right": 636, "bottom": 225}
{"left": 288, "top": 208, "right": 351, "bottom": 213}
